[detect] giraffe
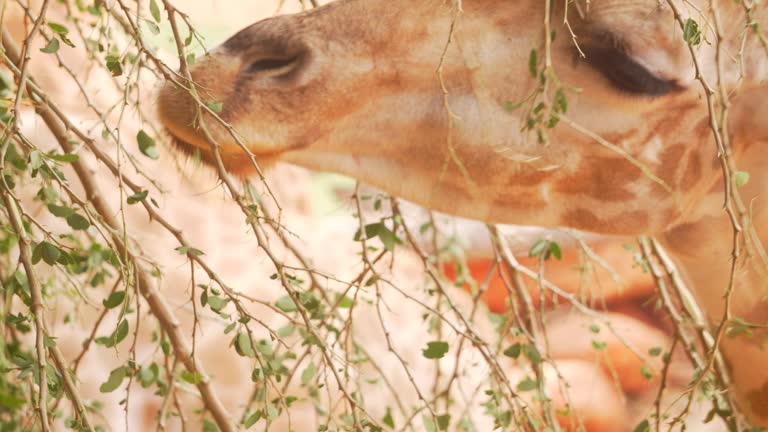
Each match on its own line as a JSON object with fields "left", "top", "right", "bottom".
{"left": 157, "top": 0, "right": 768, "bottom": 427}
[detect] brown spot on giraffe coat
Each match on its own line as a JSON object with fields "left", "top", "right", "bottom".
{"left": 493, "top": 189, "right": 547, "bottom": 211}
{"left": 508, "top": 166, "right": 548, "bottom": 186}
{"left": 554, "top": 156, "right": 637, "bottom": 201}
{"left": 659, "top": 145, "right": 685, "bottom": 183}
{"left": 562, "top": 208, "right": 649, "bottom": 234}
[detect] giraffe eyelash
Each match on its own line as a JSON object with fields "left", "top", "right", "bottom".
{"left": 580, "top": 44, "right": 681, "bottom": 96}
{"left": 576, "top": 30, "right": 682, "bottom": 96}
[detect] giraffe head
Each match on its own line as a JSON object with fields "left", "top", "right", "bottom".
{"left": 158, "top": 0, "right": 767, "bottom": 236}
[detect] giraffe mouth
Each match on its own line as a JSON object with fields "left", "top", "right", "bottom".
{"left": 164, "top": 128, "right": 281, "bottom": 174}
{"left": 164, "top": 129, "right": 217, "bottom": 165}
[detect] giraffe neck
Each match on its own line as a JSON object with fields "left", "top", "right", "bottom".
{"left": 660, "top": 84, "right": 768, "bottom": 421}
{"left": 660, "top": 185, "right": 768, "bottom": 423}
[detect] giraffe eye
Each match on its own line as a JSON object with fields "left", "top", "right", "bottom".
{"left": 243, "top": 56, "right": 299, "bottom": 76}
{"left": 582, "top": 45, "right": 681, "bottom": 96}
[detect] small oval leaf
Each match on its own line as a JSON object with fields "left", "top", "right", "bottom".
{"left": 103, "top": 291, "right": 126, "bottom": 309}
{"left": 99, "top": 366, "right": 126, "bottom": 393}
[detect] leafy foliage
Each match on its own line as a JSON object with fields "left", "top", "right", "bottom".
{"left": 0, "top": 0, "right": 764, "bottom": 431}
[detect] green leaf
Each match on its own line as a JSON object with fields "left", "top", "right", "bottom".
{"left": 528, "top": 49, "right": 538, "bottom": 77}
{"left": 47, "top": 152, "right": 79, "bottom": 163}
{"left": 516, "top": 376, "right": 538, "bottom": 392}
{"left": 528, "top": 239, "right": 548, "bottom": 258}
{"left": 377, "top": 224, "right": 398, "bottom": 251}
{"left": 726, "top": 317, "right": 753, "bottom": 338}
{"left": 648, "top": 346, "right": 662, "bottom": 356}
{"left": 143, "top": 19, "right": 160, "bottom": 36}
{"left": 224, "top": 322, "right": 237, "bottom": 334}
{"left": 47, "top": 23, "right": 69, "bottom": 35}
{"left": 175, "top": 245, "right": 204, "bottom": 256}
{"left": 503, "top": 343, "right": 521, "bottom": 359}
{"left": 633, "top": 419, "right": 650, "bottom": 432}
{"left": 359, "top": 222, "right": 399, "bottom": 251}
{"left": 44, "top": 335, "right": 57, "bottom": 348}
{"left": 106, "top": 54, "right": 123, "bottom": 77}
{"left": 528, "top": 239, "right": 561, "bottom": 261}
{"left": 640, "top": 365, "right": 653, "bottom": 380}
{"left": 138, "top": 363, "right": 159, "bottom": 388}
{"left": 422, "top": 341, "right": 449, "bottom": 359}
{"left": 66, "top": 213, "right": 90, "bottom": 230}
{"left": 422, "top": 415, "right": 436, "bottom": 432}
{"left": 522, "top": 344, "right": 542, "bottom": 364}
{"left": 553, "top": 88, "right": 568, "bottom": 114}
{"left": 206, "top": 99, "right": 223, "bottom": 113}
{"left": 137, "top": 130, "right": 159, "bottom": 160}
{"left": 127, "top": 190, "right": 148, "bottom": 204}
{"left": 734, "top": 171, "right": 750, "bottom": 188}
{"left": 383, "top": 407, "right": 395, "bottom": 428}
{"left": 149, "top": 0, "right": 161, "bottom": 22}
{"left": 47, "top": 204, "right": 73, "bottom": 218}
{"left": 40, "top": 241, "right": 61, "bottom": 266}
{"left": 544, "top": 116, "right": 560, "bottom": 129}
{"left": 40, "top": 37, "right": 60, "bottom": 54}
{"left": 181, "top": 370, "right": 202, "bottom": 385}
{"left": 703, "top": 407, "right": 717, "bottom": 423}
{"left": 200, "top": 288, "right": 208, "bottom": 307}
{"left": 99, "top": 366, "right": 126, "bottom": 392}
{"left": 113, "top": 319, "right": 129, "bottom": 345}
{"left": 437, "top": 414, "right": 451, "bottom": 431}
{"left": 103, "top": 291, "right": 126, "bottom": 309}
{"left": 203, "top": 419, "right": 219, "bottom": 432}
{"left": 235, "top": 332, "right": 255, "bottom": 358}
{"left": 97, "top": 319, "right": 130, "bottom": 347}
{"left": 335, "top": 294, "right": 354, "bottom": 309}
{"left": 55, "top": 249, "right": 73, "bottom": 266}
{"left": 32, "top": 243, "right": 43, "bottom": 264}
{"left": 28, "top": 150, "right": 43, "bottom": 170}
{"left": 361, "top": 222, "right": 380, "bottom": 240}
{"left": 265, "top": 405, "right": 279, "bottom": 420}
{"left": 206, "top": 296, "right": 228, "bottom": 312}
{"left": 276, "top": 324, "right": 295, "bottom": 338}
{"left": 243, "top": 411, "right": 262, "bottom": 428}
{"left": 301, "top": 361, "right": 316, "bottom": 385}
{"left": 419, "top": 221, "right": 433, "bottom": 234}
{"left": 503, "top": 100, "right": 525, "bottom": 112}
{"left": 591, "top": 340, "right": 607, "bottom": 351}
{"left": 275, "top": 296, "right": 297, "bottom": 313}
{"left": 683, "top": 19, "right": 702, "bottom": 46}
{"left": 549, "top": 241, "right": 562, "bottom": 260}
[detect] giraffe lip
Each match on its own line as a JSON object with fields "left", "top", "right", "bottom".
{"left": 164, "top": 128, "right": 288, "bottom": 175}
{"left": 165, "top": 129, "right": 207, "bottom": 158}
